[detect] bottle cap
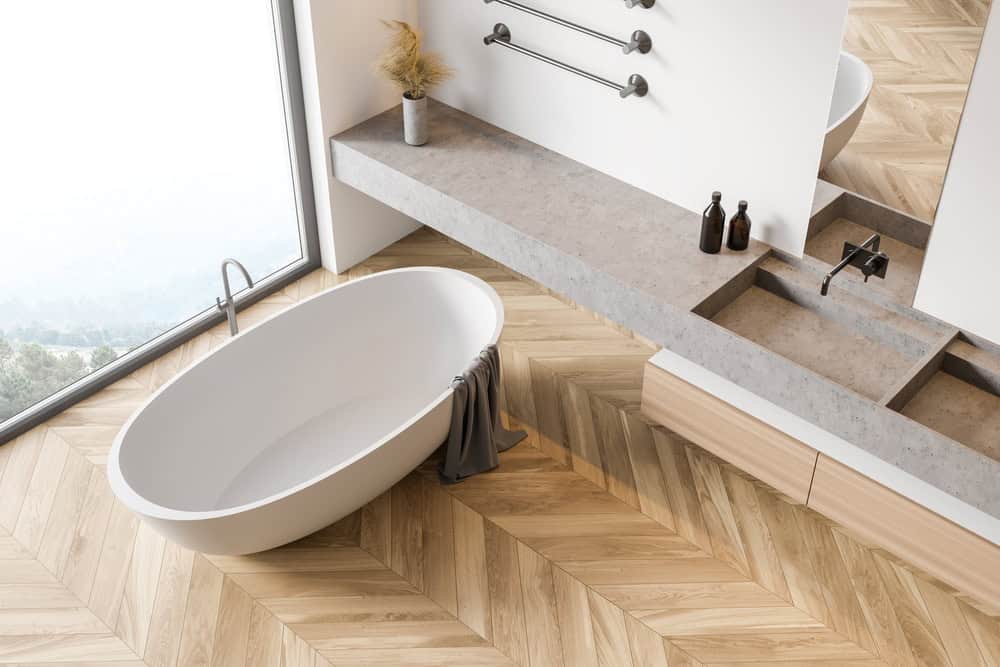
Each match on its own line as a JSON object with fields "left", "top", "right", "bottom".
{"left": 738, "top": 200, "right": 748, "bottom": 209}
{"left": 712, "top": 191, "right": 722, "bottom": 202}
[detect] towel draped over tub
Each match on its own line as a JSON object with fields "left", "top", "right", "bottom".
{"left": 440, "top": 345, "right": 527, "bottom": 483}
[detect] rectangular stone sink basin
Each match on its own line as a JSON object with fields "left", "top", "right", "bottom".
{"left": 698, "top": 257, "right": 934, "bottom": 402}
{"left": 898, "top": 339, "right": 1000, "bottom": 463}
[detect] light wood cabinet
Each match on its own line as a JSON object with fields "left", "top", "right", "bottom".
{"left": 640, "top": 362, "right": 817, "bottom": 504}
{"left": 641, "top": 361, "right": 1000, "bottom": 612}
{"left": 809, "top": 454, "right": 1000, "bottom": 611}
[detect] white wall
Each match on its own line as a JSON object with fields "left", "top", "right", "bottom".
{"left": 914, "top": 9, "right": 1000, "bottom": 344}
{"left": 418, "top": 0, "right": 847, "bottom": 255}
{"left": 293, "top": 0, "right": 421, "bottom": 273}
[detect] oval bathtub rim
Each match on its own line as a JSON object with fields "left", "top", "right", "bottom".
{"left": 106, "top": 266, "right": 505, "bottom": 523}
{"left": 826, "top": 50, "right": 874, "bottom": 134}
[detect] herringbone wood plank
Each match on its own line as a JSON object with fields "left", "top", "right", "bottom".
{"left": 0, "top": 227, "right": 996, "bottom": 666}
{"left": 822, "top": 0, "right": 992, "bottom": 222}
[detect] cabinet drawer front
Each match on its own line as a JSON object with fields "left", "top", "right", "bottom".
{"left": 809, "top": 454, "right": 1000, "bottom": 611}
{"left": 640, "top": 362, "right": 817, "bottom": 504}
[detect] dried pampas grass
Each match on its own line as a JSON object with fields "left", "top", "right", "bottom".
{"left": 376, "top": 20, "right": 453, "bottom": 99}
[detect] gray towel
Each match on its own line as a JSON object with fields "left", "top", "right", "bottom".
{"left": 439, "top": 345, "right": 527, "bottom": 484}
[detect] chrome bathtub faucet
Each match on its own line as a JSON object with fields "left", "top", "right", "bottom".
{"left": 217, "top": 258, "right": 254, "bottom": 336}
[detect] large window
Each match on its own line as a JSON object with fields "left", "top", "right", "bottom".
{"left": 0, "top": 0, "right": 316, "bottom": 438}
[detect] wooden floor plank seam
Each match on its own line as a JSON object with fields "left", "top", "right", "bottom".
{"left": 399, "top": 446, "right": 888, "bottom": 665}
{"left": 0, "top": 439, "right": 144, "bottom": 665}
{"left": 514, "top": 492, "right": 879, "bottom": 665}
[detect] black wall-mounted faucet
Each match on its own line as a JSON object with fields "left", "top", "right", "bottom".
{"left": 820, "top": 233, "right": 889, "bottom": 296}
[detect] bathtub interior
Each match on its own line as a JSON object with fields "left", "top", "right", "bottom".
{"left": 827, "top": 52, "right": 873, "bottom": 130}
{"left": 116, "top": 269, "right": 501, "bottom": 514}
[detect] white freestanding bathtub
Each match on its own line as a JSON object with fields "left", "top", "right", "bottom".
{"left": 820, "top": 51, "right": 874, "bottom": 171}
{"left": 108, "top": 267, "right": 504, "bottom": 555}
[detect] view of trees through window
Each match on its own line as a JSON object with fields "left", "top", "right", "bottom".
{"left": 0, "top": 319, "right": 163, "bottom": 421}
{"left": 0, "top": 336, "right": 120, "bottom": 422}
{"left": 1, "top": 1, "right": 304, "bottom": 426}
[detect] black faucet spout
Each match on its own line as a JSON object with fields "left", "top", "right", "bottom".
{"left": 821, "top": 274, "right": 833, "bottom": 296}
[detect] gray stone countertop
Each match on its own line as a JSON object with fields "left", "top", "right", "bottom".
{"left": 331, "top": 100, "right": 1000, "bottom": 521}
{"left": 332, "top": 100, "right": 768, "bottom": 313}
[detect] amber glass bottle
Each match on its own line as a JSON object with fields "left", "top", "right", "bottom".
{"left": 699, "top": 191, "right": 725, "bottom": 254}
{"left": 727, "top": 200, "right": 751, "bottom": 251}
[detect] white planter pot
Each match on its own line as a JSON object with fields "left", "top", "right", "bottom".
{"left": 402, "top": 93, "right": 428, "bottom": 146}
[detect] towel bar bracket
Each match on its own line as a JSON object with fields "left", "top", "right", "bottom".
{"left": 625, "top": 30, "right": 652, "bottom": 55}
{"left": 484, "top": 21, "right": 513, "bottom": 45}
{"left": 621, "top": 73, "right": 649, "bottom": 98}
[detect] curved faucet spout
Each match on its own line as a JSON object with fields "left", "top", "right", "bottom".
{"left": 821, "top": 274, "right": 833, "bottom": 296}
{"left": 221, "top": 258, "right": 254, "bottom": 298}
{"left": 218, "top": 258, "right": 254, "bottom": 336}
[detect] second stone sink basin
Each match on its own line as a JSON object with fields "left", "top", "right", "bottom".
{"left": 899, "top": 339, "right": 1000, "bottom": 463}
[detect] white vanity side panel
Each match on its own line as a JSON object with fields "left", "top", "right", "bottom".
{"left": 419, "top": 0, "right": 848, "bottom": 257}
{"left": 914, "top": 10, "right": 1000, "bottom": 345}
{"left": 650, "top": 348, "right": 1000, "bottom": 546}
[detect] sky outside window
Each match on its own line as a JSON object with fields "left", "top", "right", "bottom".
{"left": 0, "top": 1, "right": 303, "bottom": 423}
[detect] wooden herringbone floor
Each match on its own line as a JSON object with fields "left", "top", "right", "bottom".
{"left": 1, "top": 227, "right": 998, "bottom": 665}
{"left": 821, "top": 0, "right": 992, "bottom": 222}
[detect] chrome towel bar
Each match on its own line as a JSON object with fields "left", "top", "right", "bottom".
{"left": 484, "top": 23, "right": 649, "bottom": 98}
{"left": 484, "top": 0, "right": 651, "bottom": 54}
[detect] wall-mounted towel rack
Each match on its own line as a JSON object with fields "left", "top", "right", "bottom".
{"left": 484, "top": 23, "right": 648, "bottom": 98}
{"left": 484, "top": 0, "right": 651, "bottom": 54}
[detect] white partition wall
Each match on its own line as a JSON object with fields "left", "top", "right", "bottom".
{"left": 293, "top": 0, "right": 421, "bottom": 273}
{"left": 418, "top": 0, "right": 848, "bottom": 256}
{"left": 914, "top": 10, "right": 1000, "bottom": 344}
{"left": 299, "top": 1, "right": 848, "bottom": 265}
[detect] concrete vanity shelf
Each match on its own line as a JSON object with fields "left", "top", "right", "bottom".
{"left": 331, "top": 99, "right": 1000, "bottom": 554}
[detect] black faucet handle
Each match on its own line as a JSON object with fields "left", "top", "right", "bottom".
{"left": 862, "top": 252, "right": 889, "bottom": 281}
